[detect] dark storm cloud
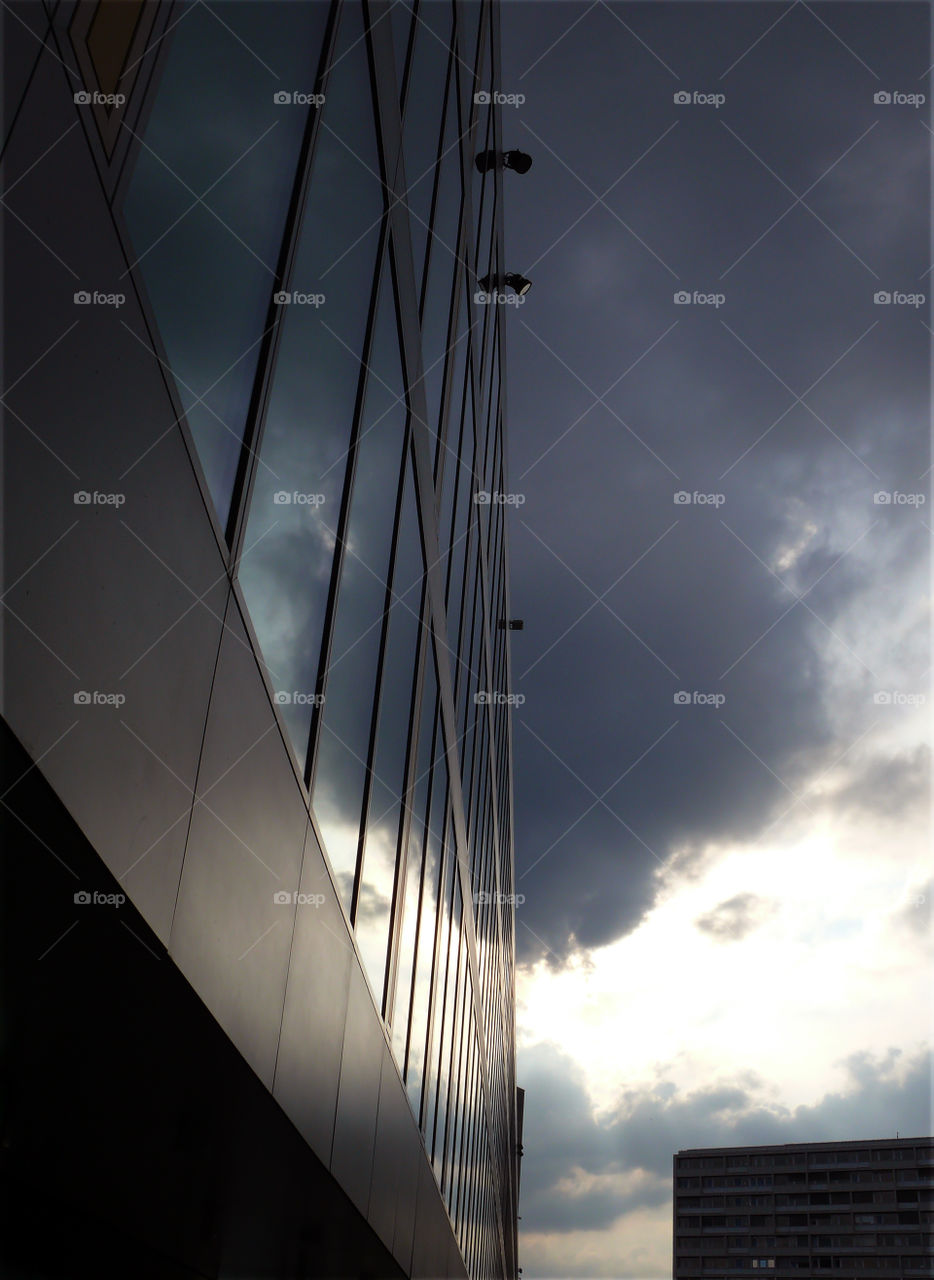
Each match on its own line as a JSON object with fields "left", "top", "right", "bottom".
{"left": 694, "top": 891, "right": 777, "bottom": 941}
{"left": 518, "top": 1040, "right": 933, "bottom": 1234}
{"left": 500, "top": 2, "right": 930, "bottom": 964}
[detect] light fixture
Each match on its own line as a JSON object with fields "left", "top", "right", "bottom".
{"left": 474, "top": 148, "right": 533, "bottom": 174}
{"left": 503, "top": 272, "right": 532, "bottom": 297}
{"left": 478, "top": 272, "right": 532, "bottom": 299}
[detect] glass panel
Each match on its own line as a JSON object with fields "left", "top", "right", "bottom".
{"left": 419, "top": 89, "right": 463, "bottom": 461}
{"left": 388, "top": 0, "right": 414, "bottom": 95}
{"left": 402, "top": 0, "right": 453, "bottom": 291}
{"left": 311, "top": 257, "right": 407, "bottom": 912}
{"left": 424, "top": 808, "right": 457, "bottom": 1152}
{"left": 391, "top": 649, "right": 437, "bottom": 1067}
{"left": 434, "top": 282, "right": 470, "bottom": 481}
{"left": 355, "top": 459, "right": 425, "bottom": 1003}
{"left": 406, "top": 701, "right": 449, "bottom": 1116}
{"left": 435, "top": 884, "right": 462, "bottom": 1182}
{"left": 123, "top": 1, "right": 330, "bottom": 529}
{"left": 237, "top": 2, "right": 384, "bottom": 766}
{"left": 456, "top": 0, "right": 483, "bottom": 102}
{"left": 469, "top": 14, "right": 492, "bottom": 272}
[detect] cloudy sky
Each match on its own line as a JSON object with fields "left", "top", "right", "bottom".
{"left": 497, "top": 3, "right": 932, "bottom": 1276}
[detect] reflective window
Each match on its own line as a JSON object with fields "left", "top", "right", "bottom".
{"left": 419, "top": 81, "right": 464, "bottom": 459}
{"left": 423, "top": 807, "right": 457, "bottom": 1147}
{"left": 310, "top": 257, "right": 407, "bottom": 912}
{"left": 406, "top": 706, "right": 449, "bottom": 1116}
{"left": 123, "top": 1, "right": 330, "bottom": 530}
{"left": 401, "top": 0, "right": 453, "bottom": 291}
{"left": 391, "top": 648, "right": 437, "bottom": 1067}
{"left": 387, "top": 0, "right": 414, "bottom": 94}
{"left": 434, "top": 283, "right": 471, "bottom": 481}
{"left": 433, "top": 881, "right": 463, "bottom": 1179}
{"left": 237, "top": 2, "right": 385, "bottom": 766}
{"left": 355, "top": 459, "right": 425, "bottom": 1002}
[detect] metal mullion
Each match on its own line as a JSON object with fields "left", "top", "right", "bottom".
{"left": 417, "top": 43, "right": 457, "bottom": 320}
{"left": 228, "top": 0, "right": 341, "bottom": 562}
{"left": 400, "top": 659, "right": 441, "bottom": 1083}
{"left": 346, "top": 415, "right": 412, "bottom": 1004}
{"left": 384, "top": 547, "right": 431, "bottom": 1031}
{"left": 419, "top": 793, "right": 453, "bottom": 1132}
{"left": 303, "top": 215, "right": 391, "bottom": 792}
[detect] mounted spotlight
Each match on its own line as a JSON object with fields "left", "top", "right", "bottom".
{"left": 478, "top": 272, "right": 532, "bottom": 299}
{"left": 503, "top": 272, "right": 532, "bottom": 297}
{"left": 503, "top": 149, "right": 532, "bottom": 173}
{"left": 474, "top": 148, "right": 533, "bottom": 174}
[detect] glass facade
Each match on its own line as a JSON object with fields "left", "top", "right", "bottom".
{"left": 122, "top": 2, "right": 519, "bottom": 1276}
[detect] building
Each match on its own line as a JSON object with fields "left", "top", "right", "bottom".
{"left": 673, "top": 1137, "right": 934, "bottom": 1279}
{"left": 1, "top": 0, "right": 522, "bottom": 1276}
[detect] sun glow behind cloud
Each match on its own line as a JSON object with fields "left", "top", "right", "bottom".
{"left": 518, "top": 772, "right": 931, "bottom": 1117}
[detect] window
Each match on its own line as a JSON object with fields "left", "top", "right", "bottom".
{"left": 310, "top": 257, "right": 406, "bottom": 915}
{"left": 237, "top": 0, "right": 385, "bottom": 767}
{"left": 123, "top": 1, "right": 331, "bottom": 530}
